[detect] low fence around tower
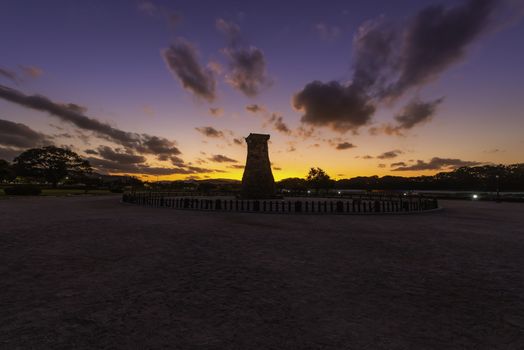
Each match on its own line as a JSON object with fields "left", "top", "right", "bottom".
{"left": 122, "top": 192, "right": 439, "bottom": 214}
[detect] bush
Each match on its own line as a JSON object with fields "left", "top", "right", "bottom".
{"left": 4, "top": 185, "right": 42, "bottom": 196}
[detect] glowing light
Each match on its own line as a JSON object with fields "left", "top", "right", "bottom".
{"left": 472, "top": 194, "right": 478, "bottom": 199}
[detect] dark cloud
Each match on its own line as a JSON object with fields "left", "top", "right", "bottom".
{"left": 136, "top": 135, "right": 181, "bottom": 156}
{"left": 141, "top": 167, "right": 196, "bottom": 175}
{"left": 295, "top": 125, "right": 317, "bottom": 139}
{"left": 170, "top": 156, "right": 185, "bottom": 166}
{"left": 88, "top": 157, "right": 216, "bottom": 176}
{"left": 88, "top": 159, "right": 184, "bottom": 175}
{"left": 391, "top": 161, "right": 407, "bottom": 167}
{"left": 181, "top": 165, "right": 215, "bottom": 174}
{"left": 195, "top": 126, "right": 224, "bottom": 138}
{"left": 293, "top": 0, "right": 498, "bottom": 133}
{"left": 162, "top": 39, "right": 216, "bottom": 102}
{"left": 65, "top": 103, "right": 87, "bottom": 114}
{"left": 209, "top": 154, "right": 238, "bottom": 163}
{"left": 353, "top": 0, "right": 496, "bottom": 100}
{"left": 0, "top": 65, "right": 43, "bottom": 84}
{"left": 85, "top": 158, "right": 141, "bottom": 174}
{"left": 273, "top": 166, "right": 282, "bottom": 171}
{"left": 0, "top": 68, "right": 18, "bottom": 83}
{"left": 84, "top": 149, "right": 98, "bottom": 155}
{"left": 96, "top": 146, "right": 146, "bottom": 164}
{"left": 351, "top": 18, "right": 398, "bottom": 94}
{"left": 336, "top": 142, "right": 356, "bottom": 150}
{"left": 377, "top": 150, "right": 403, "bottom": 159}
{"left": 0, "top": 85, "right": 181, "bottom": 157}
{"left": 248, "top": 107, "right": 293, "bottom": 137}
{"left": 0, "top": 119, "right": 49, "bottom": 148}
{"left": 245, "top": 104, "right": 264, "bottom": 113}
{"left": 293, "top": 81, "right": 375, "bottom": 132}
{"left": 362, "top": 155, "right": 374, "bottom": 159}
{"left": 233, "top": 138, "right": 243, "bottom": 145}
{"left": 293, "top": 17, "right": 388, "bottom": 133}
{"left": 73, "top": 130, "right": 91, "bottom": 145}
{"left": 53, "top": 132, "right": 74, "bottom": 139}
{"left": 392, "top": 157, "right": 482, "bottom": 171}
{"left": 268, "top": 113, "right": 291, "bottom": 135}
{"left": 378, "top": 163, "right": 386, "bottom": 168}
{"left": 217, "top": 19, "right": 271, "bottom": 97}
{"left": 385, "top": 0, "right": 496, "bottom": 98}
{"left": 370, "top": 98, "right": 444, "bottom": 136}
{"left": 223, "top": 46, "right": 270, "bottom": 97}
{"left": 208, "top": 107, "right": 223, "bottom": 117}
{"left": 227, "top": 164, "right": 245, "bottom": 169}
{"left": 393, "top": 98, "right": 443, "bottom": 130}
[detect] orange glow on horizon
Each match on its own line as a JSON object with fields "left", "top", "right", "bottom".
{"left": 108, "top": 166, "right": 453, "bottom": 182}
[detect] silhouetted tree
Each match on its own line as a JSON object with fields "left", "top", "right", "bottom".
{"left": 14, "top": 146, "right": 92, "bottom": 188}
{"left": 306, "top": 167, "right": 333, "bottom": 193}
{"left": 0, "top": 159, "right": 15, "bottom": 183}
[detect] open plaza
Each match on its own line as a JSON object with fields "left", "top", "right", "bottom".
{"left": 1, "top": 196, "right": 523, "bottom": 349}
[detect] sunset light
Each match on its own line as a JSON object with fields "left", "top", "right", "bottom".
{"left": 2, "top": 1, "right": 524, "bottom": 348}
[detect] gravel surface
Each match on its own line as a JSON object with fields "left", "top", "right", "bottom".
{"left": 1, "top": 196, "right": 523, "bottom": 349}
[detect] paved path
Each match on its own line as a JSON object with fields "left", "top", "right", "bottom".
{"left": 1, "top": 196, "right": 523, "bottom": 349}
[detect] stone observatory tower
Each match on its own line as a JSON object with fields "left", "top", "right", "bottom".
{"left": 241, "top": 133, "right": 276, "bottom": 198}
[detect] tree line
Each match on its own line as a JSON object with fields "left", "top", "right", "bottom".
{"left": 2, "top": 146, "right": 523, "bottom": 192}
{"left": 279, "top": 164, "right": 524, "bottom": 193}
{"left": 0, "top": 146, "right": 141, "bottom": 190}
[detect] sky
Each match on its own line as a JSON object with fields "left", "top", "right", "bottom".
{"left": 1, "top": 0, "right": 523, "bottom": 181}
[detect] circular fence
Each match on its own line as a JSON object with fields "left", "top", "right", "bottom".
{"left": 122, "top": 192, "right": 439, "bottom": 215}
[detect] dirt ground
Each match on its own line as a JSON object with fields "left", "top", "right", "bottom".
{"left": 0, "top": 196, "right": 523, "bottom": 349}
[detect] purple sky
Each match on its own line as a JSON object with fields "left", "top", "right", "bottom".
{"left": 1, "top": 0, "right": 523, "bottom": 180}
